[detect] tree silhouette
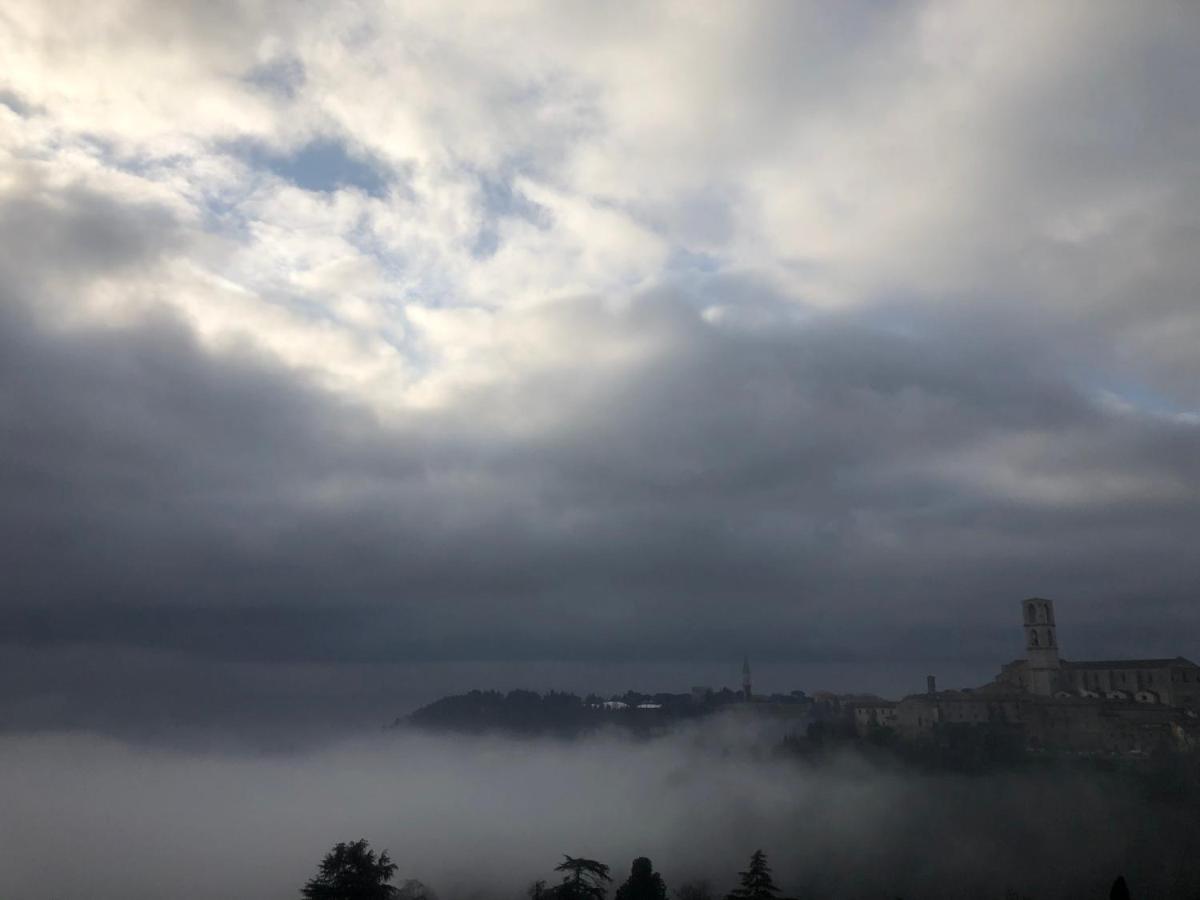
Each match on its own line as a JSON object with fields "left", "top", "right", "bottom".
{"left": 301, "top": 839, "right": 398, "bottom": 900}
{"left": 1110, "top": 875, "right": 1131, "bottom": 900}
{"left": 725, "top": 850, "right": 779, "bottom": 900}
{"left": 615, "top": 857, "right": 667, "bottom": 900}
{"left": 555, "top": 855, "right": 613, "bottom": 900}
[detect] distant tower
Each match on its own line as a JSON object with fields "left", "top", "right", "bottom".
{"left": 1022, "top": 597, "right": 1061, "bottom": 695}
{"left": 742, "top": 655, "right": 752, "bottom": 700}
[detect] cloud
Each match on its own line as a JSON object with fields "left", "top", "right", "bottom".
{"left": 242, "top": 55, "right": 307, "bottom": 101}
{"left": 1, "top": 0, "right": 1200, "bottom": 734}
{"left": 2, "top": 272, "right": 1197, "bottom": 683}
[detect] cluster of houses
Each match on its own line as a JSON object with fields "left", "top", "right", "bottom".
{"left": 597, "top": 700, "right": 663, "bottom": 710}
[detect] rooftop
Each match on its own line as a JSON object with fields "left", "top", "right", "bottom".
{"left": 1063, "top": 656, "right": 1198, "bottom": 670}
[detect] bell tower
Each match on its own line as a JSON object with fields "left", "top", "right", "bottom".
{"left": 1022, "top": 597, "right": 1060, "bottom": 695}
{"left": 742, "top": 655, "right": 752, "bottom": 701}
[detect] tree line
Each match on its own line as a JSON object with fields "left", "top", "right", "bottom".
{"left": 398, "top": 688, "right": 811, "bottom": 736}
{"left": 298, "top": 840, "right": 1135, "bottom": 900}
{"left": 301, "top": 841, "right": 783, "bottom": 900}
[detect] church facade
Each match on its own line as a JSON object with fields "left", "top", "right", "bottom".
{"left": 993, "top": 597, "right": 1200, "bottom": 708}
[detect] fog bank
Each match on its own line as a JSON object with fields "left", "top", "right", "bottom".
{"left": 2, "top": 721, "right": 1197, "bottom": 900}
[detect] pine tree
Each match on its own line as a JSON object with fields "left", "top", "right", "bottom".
{"left": 725, "top": 850, "right": 779, "bottom": 900}
{"left": 615, "top": 857, "right": 668, "bottom": 900}
{"left": 555, "top": 855, "right": 613, "bottom": 900}
{"left": 301, "top": 839, "right": 398, "bottom": 900}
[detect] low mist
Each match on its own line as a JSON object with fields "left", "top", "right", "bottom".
{"left": 2, "top": 716, "right": 1197, "bottom": 900}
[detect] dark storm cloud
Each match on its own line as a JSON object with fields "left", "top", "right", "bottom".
{"left": 2, "top": 171, "right": 1199, "bottom": 736}
{"left": 0, "top": 175, "right": 182, "bottom": 285}
{"left": 2, "top": 260, "right": 1198, "bottom": 653}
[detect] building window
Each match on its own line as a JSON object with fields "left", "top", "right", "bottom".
{"left": 1031, "top": 630, "right": 1040, "bottom": 647}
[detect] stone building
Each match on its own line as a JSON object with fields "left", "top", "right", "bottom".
{"left": 891, "top": 687, "right": 1024, "bottom": 740}
{"left": 851, "top": 699, "right": 897, "bottom": 734}
{"left": 992, "top": 597, "right": 1200, "bottom": 708}
{"left": 885, "top": 598, "right": 1200, "bottom": 753}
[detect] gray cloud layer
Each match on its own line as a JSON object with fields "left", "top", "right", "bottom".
{"left": 2, "top": 1, "right": 1200, "bottom": 736}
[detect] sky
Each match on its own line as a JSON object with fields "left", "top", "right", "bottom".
{"left": 2, "top": 0, "right": 1200, "bottom": 741}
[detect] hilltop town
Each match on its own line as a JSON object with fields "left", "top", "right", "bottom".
{"left": 400, "top": 598, "right": 1200, "bottom": 756}
{"left": 846, "top": 597, "right": 1199, "bottom": 755}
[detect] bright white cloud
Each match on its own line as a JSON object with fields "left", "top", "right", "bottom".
{"left": 2, "top": 0, "right": 1199, "bottom": 437}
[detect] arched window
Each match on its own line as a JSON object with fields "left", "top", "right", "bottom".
{"left": 1031, "top": 630, "right": 1039, "bottom": 647}
{"left": 1027, "top": 602, "right": 1036, "bottom": 623}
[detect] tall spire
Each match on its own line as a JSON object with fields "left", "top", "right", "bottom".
{"left": 742, "top": 654, "right": 752, "bottom": 700}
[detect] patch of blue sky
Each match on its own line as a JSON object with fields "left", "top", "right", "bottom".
{"left": 344, "top": 216, "right": 417, "bottom": 289}
{"left": 196, "top": 190, "right": 256, "bottom": 241}
{"left": 339, "top": 216, "right": 460, "bottom": 326}
{"left": 235, "top": 137, "right": 393, "bottom": 198}
{"left": 55, "top": 131, "right": 195, "bottom": 191}
{"left": 67, "top": 131, "right": 202, "bottom": 189}
{"left": 470, "top": 171, "right": 551, "bottom": 259}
